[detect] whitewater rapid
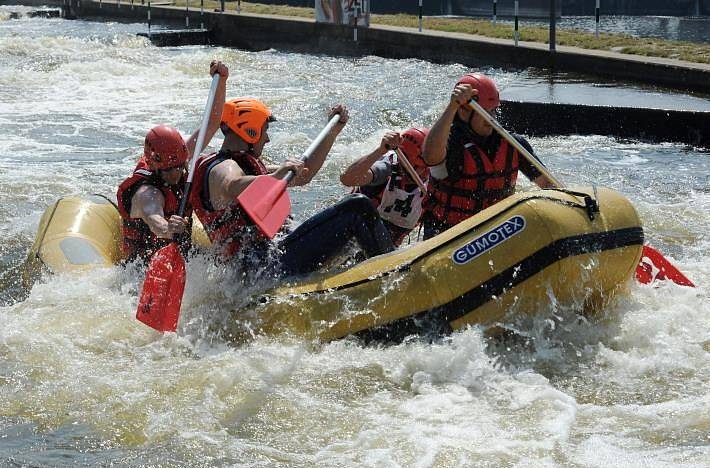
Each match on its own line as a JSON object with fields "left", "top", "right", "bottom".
{"left": 0, "top": 6, "right": 708, "bottom": 467}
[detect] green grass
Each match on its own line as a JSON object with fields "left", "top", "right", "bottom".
{"left": 171, "top": 0, "right": 710, "bottom": 64}
{"left": 174, "top": 0, "right": 314, "bottom": 18}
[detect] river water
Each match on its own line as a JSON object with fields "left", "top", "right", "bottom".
{"left": 1, "top": 7, "right": 709, "bottom": 467}
{"left": 526, "top": 16, "right": 710, "bottom": 45}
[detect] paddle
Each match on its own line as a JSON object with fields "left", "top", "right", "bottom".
{"left": 237, "top": 113, "right": 342, "bottom": 239}
{"left": 468, "top": 98, "right": 562, "bottom": 188}
{"left": 467, "top": 98, "right": 695, "bottom": 287}
{"left": 394, "top": 147, "right": 427, "bottom": 195}
{"left": 136, "top": 73, "right": 221, "bottom": 332}
{"left": 636, "top": 244, "right": 695, "bottom": 287}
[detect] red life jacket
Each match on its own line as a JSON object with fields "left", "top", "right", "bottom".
{"left": 190, "top": 150, "right": 268, "bottom": 257}
{"left": 116, "top": 157, "right": 192, "bottom": 261}
{"left": 426, "top": 134, "right": 519, "bottom": 228}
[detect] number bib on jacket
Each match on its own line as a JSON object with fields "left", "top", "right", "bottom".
{"left": 377, "top": 179, "right": 425, "bottom": 230}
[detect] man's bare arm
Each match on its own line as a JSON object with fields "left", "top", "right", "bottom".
{"left": 130, "top": 185, "right": 187, "bottom": 238}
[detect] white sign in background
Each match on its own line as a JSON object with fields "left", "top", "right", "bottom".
{"left": 316, "top": 0, "right": 370, "bottom": 27}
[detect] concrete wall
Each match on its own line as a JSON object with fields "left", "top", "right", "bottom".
{"left": 6, "top": 0, "right": 708, "bottom": 145}
{"left": 500, "top": 101, "right": 710, "bottom": 147}
{"left": 10, "top": 0, "right": 710, "bottom": 92}
{"left": 200, "top": 0, "right": 709, "bottom": 17}
{"left": 217, "top": 0, "right": 559, "bottom": 17}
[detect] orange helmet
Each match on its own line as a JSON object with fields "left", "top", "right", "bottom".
{"left": 221, "top": 98, "right": 275, "bottom": 144}
{"left": 456, "top": 72, "right": 500, "bottom": 111}
{"left": 143, "top": 125, "right": 188, "bottom": 170}
{"left": 399, "top": 127, "right": 429, "bottom": 169}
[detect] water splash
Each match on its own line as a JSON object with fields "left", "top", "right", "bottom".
{"left": 0, "top": 12, "right": 708, "bottom": 467}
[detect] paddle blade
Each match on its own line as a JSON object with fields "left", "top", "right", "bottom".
{"left": 136, "top": 243, "right": 186, "bottom": 332}
{"left": 237, "top": 175, "right": 291, "bottom": 239}
{"left": 636, "top": 245, "right": 695, "bottom": 287}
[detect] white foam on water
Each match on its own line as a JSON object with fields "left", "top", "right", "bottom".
{"left": 302, "top": 332, "right": 585, "bottom": 466}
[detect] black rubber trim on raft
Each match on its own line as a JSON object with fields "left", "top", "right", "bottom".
{"left": 265, "top": 192, "right": 599, "bottom": 299}
{"left": 440, "top": 226, "right": 643, "bottom": 324}
{"left": 92, "top": 193, "right": 120, "bottom": 212}
{"left": 355, "top": 226, "right": 644, "bottom": 343}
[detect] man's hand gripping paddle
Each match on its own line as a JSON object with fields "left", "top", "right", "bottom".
{"left": 467, "top": 98, "right": 694, "bottom": 288}
{"left": 237, "top": 114, "right": 342, "bottom": 238}
{"left": 136, "top": 74, "right": 221, "bottom": 332}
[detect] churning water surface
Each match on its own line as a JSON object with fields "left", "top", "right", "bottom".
{"left": 0, "top": 7, "right": 709, "bottom": 467}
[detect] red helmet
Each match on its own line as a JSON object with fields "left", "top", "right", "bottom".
{"left": 143, "top": 125, "right": 188, "bottom": 170}
{"left": 456, "top": 72, "right": 500, "bottom": 111}
{"left": 399, "top": 127, "right": 429, "bottom": 169}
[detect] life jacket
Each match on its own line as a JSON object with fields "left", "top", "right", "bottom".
{"left": 190, "top": 149, "right": 268, "bottom": 258}
{"left": 357, "top": 152, "right": 429, "bottom": 245}
{"left": 426, "top": 128, "right": 519, "bottom": 228}
{"left": 116, "top": 157, "right": 192, "bottom": 261}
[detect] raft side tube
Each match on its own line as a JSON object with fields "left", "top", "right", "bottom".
{"left": 234, "top": 187, "right": 643, "bottom": 342}
{"left": 22, "top": 187, "right": 643, "bottom": 343}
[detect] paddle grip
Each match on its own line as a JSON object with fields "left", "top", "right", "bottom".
{"left": 468, "top": 99, "right": 563, "bottom": 188}
{"left": 283, "top": 114, "right": 342, "bottom": 183}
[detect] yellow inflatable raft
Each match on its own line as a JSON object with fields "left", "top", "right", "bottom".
{"left": 231, "top": 186, "right": 643, "bottom": 342}
{"left": 24, "top": 187, "right": 643, "bottom": 342}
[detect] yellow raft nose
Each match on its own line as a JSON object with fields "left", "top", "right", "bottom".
{"left": 23, "top": 196, "right": 123, "bottom": 288}
{"left": 22, "top": 196, "right": 211, "bottom": 289}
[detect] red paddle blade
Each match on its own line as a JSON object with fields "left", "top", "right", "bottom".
{"left": 237, "top": 175, "right": 291, "bottom": 239}
{"left": 136, "top": 243, "right": 186, "bottom": 332}
{"left": 636, "top": 245, "right": 695, "bottom": 287}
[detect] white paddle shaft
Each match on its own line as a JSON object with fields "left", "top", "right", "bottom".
{"left": 394, "top": 147, "right": 427, "bottom": 195}
{"left": 177, "top": 73, "right": 221, "bottom": 216}
{"left": 284, "top": 114, "right": 342, "bottom": 183}
{"left": 186, "top": 73, "right": 221, "bottom": 185}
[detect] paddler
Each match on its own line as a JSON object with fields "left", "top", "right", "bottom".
{"left": 421, "top": 72, "right": 555, "bottom": 239}
{"left": 189, "top": 98, "right": 394, "bottom": 277}
{"left": 116, "top": 61, "right": 229, "bottom": 262}
{"left": 340, "top": 127, "right": 430, "bottom": 246}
